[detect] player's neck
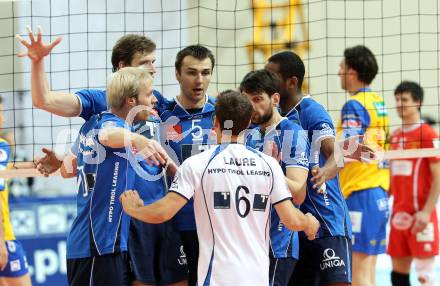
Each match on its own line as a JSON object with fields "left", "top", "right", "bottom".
{"left": 402, "top": 113, "right": 421, "bottom": 126}
{"left": 260, "top": 110, "right": 282, "bottom": 133}
{"left": 216, "top": 132, "right": 244, "bottom": 145}
{"left": 177, "top": 93, "right": 205, "bottom": 110}
{"left": 280, "top": 91, "right": 302, "bottom": 114}
{"left": 348, "top": 82, "right": 370, "bottom": 95}
{"left": 110, "top": 108, "right": 129, "bottom": 123}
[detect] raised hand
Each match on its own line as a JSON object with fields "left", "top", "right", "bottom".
{"left": 16, "top": 26, "right": 62, "bottom": 62}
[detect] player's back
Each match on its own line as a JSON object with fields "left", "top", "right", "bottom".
{"left": 178, "top": 144, "right": 290, "bottom": 285}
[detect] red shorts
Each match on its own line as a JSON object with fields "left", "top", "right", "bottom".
{"left": 387, "top": 211, "right": 439, "bottom": 257}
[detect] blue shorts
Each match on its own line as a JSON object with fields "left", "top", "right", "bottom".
{"left": 346, "top": 187, "right": 389, "bottom": 255}
{"left": 269, "top": 257, "right": 297, "bottom": 286}
{"left": 0, "top": 240, "right": 29, "bottom": 278}
{"left": 290, "top": 236, "right": 352, "bottom": 285}
{"left": 128, "top": 218, "right": 188, "bottom": 285}
{"left": 67, "top": 252, "right": 130, "bottom": 286}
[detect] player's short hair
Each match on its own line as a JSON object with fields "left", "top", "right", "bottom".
{"left": 175, "top": 45, "right": 215, "bottom": 73}
{"left": 107, "top": 67, "right": 152, "bottom": 110}
{"left": 111, "top": 34, "right": 156, "bottom": 72}
{"left": 239, "top": 69, "right": 281, "bottom": 97}
{"left": 215, "top": 90, "right": 253, "bottom": 136}
{"left": 343, "top": 45, "right": 378, "bottom": 85}
{"left": 267, "top": 51, "right": 305, "bottom": 89}
{"left": 394, "top": 81, "right": 424, "bottom": 103}
{"left": 394, "top": 81, "right": 424, "bottom": 110}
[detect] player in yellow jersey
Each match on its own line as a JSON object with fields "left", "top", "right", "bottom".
{"left": 0, "top": 97, "right": 32, "bottom": 286}
{"left": 337, "top": 46, "right": 390, "bottom": 286}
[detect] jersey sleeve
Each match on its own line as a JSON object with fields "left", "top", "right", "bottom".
{"left": 0, "top": 141, "right": 10, "bottom": 191}
{"left": 153, "top": 90, "right": 170, "bottom": 115}
{"left": 340, "top": 99, "right": 371, "bottom": 139}
{"left": 96, "top": 116, "right": 129, "bottom": 150}
{"left": 75, "top": 89, "right": 108, "bottom": 121}
{"left": 269, "top": 157, "right": 292, "bottom": 205}
{"left": 169, "top": 159, "right": 196, "bottom": 200}
{"left": 70, "top": 134, "right": 80, "bottom": 157}
{"left": 282, "top": 128, "right": 310, "bottom": 170}
{"left": 308, "top": 103, "right": 336, "bottom": 143}
{"left": 422, "top": 125, "right": 440, "bottom": 163}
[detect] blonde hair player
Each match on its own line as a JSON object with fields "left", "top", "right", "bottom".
{"left": 61, "top": 67, "right": 174, "bottom": 286}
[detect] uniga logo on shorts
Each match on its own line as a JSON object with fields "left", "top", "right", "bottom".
{"left": 320, "top": 248, "right": 345, "bottom": 270}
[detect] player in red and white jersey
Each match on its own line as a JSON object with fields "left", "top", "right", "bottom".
{"left": 388, "top": 81, "right": 440, "bottom": 286}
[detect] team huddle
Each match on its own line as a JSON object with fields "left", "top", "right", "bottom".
{"left": 1, "top": 26, "right": 437, "bottom": 286}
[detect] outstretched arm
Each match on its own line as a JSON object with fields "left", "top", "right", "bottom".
{"left": 16, "top": 26, "right": 81, "bottom": 117}
{"left": 98, "top": 127, "right": 169, "bottom": 166}
{"left": 274, "top": 200, "right": 320, "bottom": 240}
{"left": 285, "top": 167, "right": 308, "bottom": 205}
{"left": 120, "top": 190, "right": 187, "bottom": 223}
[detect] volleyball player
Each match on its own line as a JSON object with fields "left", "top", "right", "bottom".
{"left": 158, "top": 45, "right": 217, "bottom": 286}
{"left": 63, "top": 67, "right": 174, "bottom": 286}
{"left": 0, "top": 97, "right": 32, "bottom": 286}
{"left": 337, "top": 45, "right": 389, "bottom": 286}
{"left": 16, "top": 28, "right": 189, "bottom": 286}
{"left": 388, "top": 81, "right": 439, "bottom": 286}
{"left": 265, "top": 51, "right": 352, "bottom": 286}
{"left": 241, "top": 69, "right": 309, "bottom": 286}
{"left": 120, "top": 90, "right": 320, "bottom": 286}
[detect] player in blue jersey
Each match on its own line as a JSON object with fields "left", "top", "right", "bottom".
{"left": 265, "top": 51, "right": 352, "bottom": 286}
{"left": 240, "top": 69, "right": 311, "bottom": 286}
{"left": 17, "top": 28, "right": 189, "bottom": 286}
{"left": 159, "top": 45, "right": 217, "bottom": 286}
{"left": 120, "top": 90, "right": 320, "bottom": 286}
{"left": 61, "top": 67, "right": 174, "bottom": 286}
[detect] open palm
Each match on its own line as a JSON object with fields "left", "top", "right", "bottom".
{"left": 16, "top": 26, "right": 62, "bottom": 61}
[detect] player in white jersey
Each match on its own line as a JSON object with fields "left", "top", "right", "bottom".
{"left": 120, "top": 90, "right": 320, "bottom": 286}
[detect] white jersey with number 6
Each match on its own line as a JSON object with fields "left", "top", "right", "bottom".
{"left": 169, "top": 143, "right": 292, "bottom": 286}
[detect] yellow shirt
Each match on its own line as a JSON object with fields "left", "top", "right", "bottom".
{"left": 337, "top": 89, "right": 390, "bottom": 198}
{"left": 0, "top": 138, "right": 15, "bottom": 240}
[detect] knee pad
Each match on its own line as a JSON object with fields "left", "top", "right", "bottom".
{"left": 414, "top": 258, "right": 437, "bottom": 286}
{"left": 391, "top": 271, "right": 410, "bottom": 286}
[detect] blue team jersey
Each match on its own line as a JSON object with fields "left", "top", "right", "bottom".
{"left": 131, "top": 119, "right": 168, "bottom": 205}
{"left": 67, "top": 112, "right": 135, "bottom": 259}
{"left": 246, "top": 117, "right": 309, "bottom": 259}
{"left": 286, "top": 96, "right": 352, "bottom": 238}
{"left": 159, "top": 96, "right": 217, "bottom": 231}
{"left": 75, "top": 89, "right": 168, "bottom": 121}
{"left": 75, "top": 89, "right": 169, "bottom": 205}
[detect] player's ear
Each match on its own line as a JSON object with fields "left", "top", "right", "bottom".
{"left": 272, "top": 93, "right": 280, "bottom": 106}
{"left": 118, "top": 61, "right": 126, "bottom": 70}
{"left": 213, "top": 115, "right": 219, "bottom": 129}
{"left": 175, "top": 68, "right": 181, "bottom": 81}
{"left": 286, "top": 76, "right": 298, "bottom": 90}
{"left": 126, "top": 96, "right": 136, "bottom": 107}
